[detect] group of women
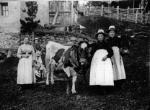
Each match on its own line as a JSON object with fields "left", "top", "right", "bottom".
{"left": 16, "top": 25, "right": 126, "bottom": 93}
{"left": 89, "top": 25, "right": 126, "bottom": 94}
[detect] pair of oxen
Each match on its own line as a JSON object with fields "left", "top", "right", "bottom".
{"left": 44, "top": 35, "right": 132, "bottom": 95}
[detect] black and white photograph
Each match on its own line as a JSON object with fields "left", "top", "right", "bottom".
{"left": 0, "top": 0, "right": 150, "bottom": 109}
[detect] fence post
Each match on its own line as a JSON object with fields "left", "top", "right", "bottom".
{"left": 101, "top": 5, "right": 104, "bottom": 16}
{"left": 117, "top": 6, "right": 119, "bottom": 20}
{"left": 135, "top": 9, "right": 138, "bottom": 23}
{"left": 127, "top": 7, "right": 129, "bottom": 21}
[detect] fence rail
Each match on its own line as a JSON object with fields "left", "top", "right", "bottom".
{"left": 82, "top": 5, "right": 150, "bottom": 24}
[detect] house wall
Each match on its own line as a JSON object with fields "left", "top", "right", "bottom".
{"left": 0, "top": 1, "right": 20, "bottom": 33}
{"left": 0, "top": 0, "right": 79, "bottom": 34}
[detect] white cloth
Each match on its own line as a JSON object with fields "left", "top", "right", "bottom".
{"left": 34, "top": 51, "right": 46, "bottom": 78}
{"left": 111, "top": 47, "right": 126, "bottom": 80}
{"left": 90, "top": 49, "right": 114, "bottom": 86}
{"left": 17, "top": 44, "right": 36, "bottom": 84}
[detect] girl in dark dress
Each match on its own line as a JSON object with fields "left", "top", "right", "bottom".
{"left": 90, "top": 29, "right": 114, "bottom": 91}
{"left": 106, "top": 26, "right": 126, "bottom": 84}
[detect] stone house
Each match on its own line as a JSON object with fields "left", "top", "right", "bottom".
{"left": 0, "top": 0, "right": 80, "bottom": 34}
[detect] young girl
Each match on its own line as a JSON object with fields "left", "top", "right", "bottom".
{"left": 89, "top": 29, "right": 114, "bottom": 93}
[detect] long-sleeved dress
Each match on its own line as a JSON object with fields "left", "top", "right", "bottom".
{"left": 17, "top": 44, "right": 36, "bottom": 84}
{"left": 108, "top": 36, "right": 126, "bottom": 80}
{"left": 90, "top": 40, "right": 114, "bottom": 86}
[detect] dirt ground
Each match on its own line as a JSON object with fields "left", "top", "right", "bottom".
{"left": 0, "top": 35, "right": 149, "bottom": 110}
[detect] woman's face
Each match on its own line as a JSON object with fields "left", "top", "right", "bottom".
{"left": 24, "top": 38, "right": 29, "bottom": 44}
{"left": 97, "top": 34, "right": 104, "bottom": 41}
{"left": 108, "top": 30, "right": 115, "bottom": 38}
{"left": 35, "top": 39, "right": 38, "bottom": 44}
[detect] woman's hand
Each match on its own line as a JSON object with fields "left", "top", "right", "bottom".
{"left": 102, "top": 56, "right": 107, "bottom": 61}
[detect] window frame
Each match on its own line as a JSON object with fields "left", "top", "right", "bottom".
{"left": 0, "top": 3, "right": 9, "bottom": 16}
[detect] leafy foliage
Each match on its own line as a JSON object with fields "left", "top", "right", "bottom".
{"left": 20, "top": 1, "right": 40, "bottom": 34}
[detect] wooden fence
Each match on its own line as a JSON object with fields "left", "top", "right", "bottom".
{"left": 83, "top": 5, "right": 150, "bottom": 24}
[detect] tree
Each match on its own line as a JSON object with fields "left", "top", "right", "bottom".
{"left": 20, "top": 1, "right": 40, "bottom": 34}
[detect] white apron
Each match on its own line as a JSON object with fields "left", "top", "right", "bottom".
{"left": 17, "top": 55, "right": 33, "bottom": 84}
{"left": 90, "top": 49, "right": 114, "bottom": 86}
{"left": 17, "top": 45, "right": 36, "bottom": 84}
{"left": 111, "top": 47, "right": 126, "bottom": 80}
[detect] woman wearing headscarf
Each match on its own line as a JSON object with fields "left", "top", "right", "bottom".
{"left": 17, "top": 36, "right": 36, "bottom": 90}
{"left": 89, "top": 29, "right": 114, "bottom": 94}
{"left": 106, "top": 25, "right": 126, "bottom": 88}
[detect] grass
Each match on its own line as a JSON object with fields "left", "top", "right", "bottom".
{"left": 0, "top": 16, "right": 149, "bottom": 110}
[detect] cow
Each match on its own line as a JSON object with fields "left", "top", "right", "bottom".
{"left": 45, "top": 40, "right": 90, "bottom": 95}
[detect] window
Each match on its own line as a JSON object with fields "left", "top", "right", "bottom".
{"left": 49, "top": 15, "right": 60, "bottom": 25}
{"left": 0, "top": 3, "right": 8, "bottom": 16}
{"left": 65, "top": 1, "right": 71, "bottom": 11}
{"left": 49, "top": 1, "right": 56, "bottom": 12}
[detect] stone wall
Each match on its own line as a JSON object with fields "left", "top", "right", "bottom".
{"left": 0, "top": 33, "right": 20, "bottom": 49}
{"left": 0, "top": 31, "right": 95, "bottom": 59}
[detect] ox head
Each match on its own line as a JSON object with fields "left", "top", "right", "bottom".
{"left": 78, "top": 41, "right": 90, "bottom": 66}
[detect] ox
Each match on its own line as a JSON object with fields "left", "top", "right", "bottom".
{"left": 45, "top": 41, "right": 90, "bottom": 95}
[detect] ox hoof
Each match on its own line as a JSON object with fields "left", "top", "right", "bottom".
{"left": 46, "top": 82, "right": 49, "bottom": 85}
{"left": 51, "top": 81, "right": 55, "bottom": 85}
{"left": 72, "top": 91, "right": 77, "bottom": 94}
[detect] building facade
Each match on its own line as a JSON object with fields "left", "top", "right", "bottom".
{"left": 0, "top": 1, "right": 20, "bottom": 33}
{"left": 0, "top": 1, "right": 79, "bottom": 33}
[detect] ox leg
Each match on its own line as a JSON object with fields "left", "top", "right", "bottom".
{"left": 45, "top": 56, "right": 50, "bottom": 85}
{"left": 72, "top": 75, "right": 77, "bottom": 94}
{"left": 70, "top": 67, "right": 77, "bottom": 94}
{"left": 66, "top": 79, "right": 70, "bottom": 96}
{"left": 46, "top": 65, "right": 50, "bottom": 85}
{"left": 63, "top": 67, "right": 71, "bottom": 94}
{"left": 50, "top": 64, "right": 55, "bottom": 85}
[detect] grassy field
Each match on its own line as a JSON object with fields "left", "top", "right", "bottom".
{"left": 0, "top": 16, "right": 149, "bottom": 110}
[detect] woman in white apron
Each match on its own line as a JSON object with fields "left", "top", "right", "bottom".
{"left": 89, "top": 29, "right": 114, "bottom": 94}
{"left": 106, "top": 25, "right": 126, "bottom": 89}
{"left": 17, "top": 36, "right": 36, "bottom": 90}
